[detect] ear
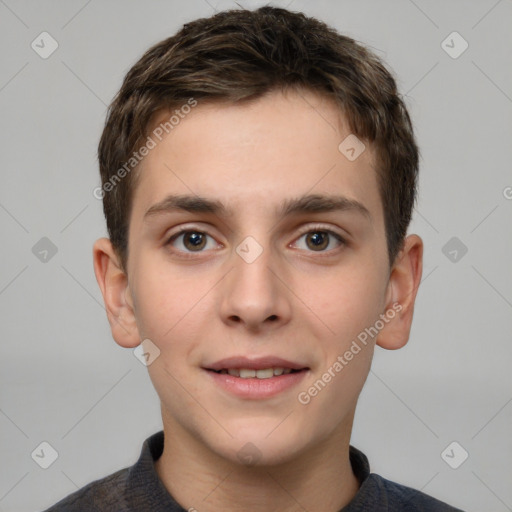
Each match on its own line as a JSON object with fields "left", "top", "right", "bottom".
{"left": 376, "top": 234, "right": 423, "bottom": 350}
{"left": 92, "top": 237, "right": 141, "bottom": 348}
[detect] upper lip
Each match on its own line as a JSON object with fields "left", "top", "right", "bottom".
{"left": 205, "top": 356, "right": 308, "bottom": 371}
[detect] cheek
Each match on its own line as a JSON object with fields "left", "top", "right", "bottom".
{"left": 132, "top": 259, "right": 208, "bottom": 342}
{"left": 296, "top": 264, "right": 384, "bottom": 428}
{"left": 299, "top": 263, "right": 386, "bottom": 344}
{"left": 293, "top": 336, "right": 375, "bottom": 451}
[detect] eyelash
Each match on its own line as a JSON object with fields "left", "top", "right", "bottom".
{"left": 165, "top": 225, "right": 347, "bottom": 258}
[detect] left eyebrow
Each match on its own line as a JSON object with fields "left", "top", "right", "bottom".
{"left": 143, "top": 193, "right": 371, "bottom": 222}
{"left": 278, "top": 194, "right": 371, "bottom": 220}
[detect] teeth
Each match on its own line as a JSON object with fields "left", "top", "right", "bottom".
{"left": 219, "top": 367, "right": 296, "bottom": 379}
{"left": 239, "top": 369, "right": 256, "bottom": 378}
{"left": 255, "top": 368, "right": 274, "bottom": 379}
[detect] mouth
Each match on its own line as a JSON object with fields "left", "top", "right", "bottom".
{"left": 204, "top": 355, "right": 309, "bottom": 376}
{"left": 207, "top": 367, "right": 305, "bottom": 379}
{"left": 203, "top": 356, "right": 309, "bottom": 399}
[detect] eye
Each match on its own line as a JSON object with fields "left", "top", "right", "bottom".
{"left": 166, "top": 229, "right": 219, "bottom": 253}
{"left": 292, "top": 229, "right": 345, "bottom": 252}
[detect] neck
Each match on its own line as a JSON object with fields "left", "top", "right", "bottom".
{"left": 155, "top": 412, "right": 361, "bottom": 512}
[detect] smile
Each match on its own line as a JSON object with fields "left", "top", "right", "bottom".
{"left": 212, "top": 367, "right": 298, "bottom": 378}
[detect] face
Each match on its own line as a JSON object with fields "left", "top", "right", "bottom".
{"left": 123, "top": 89, "right": 393, "bottom": 465}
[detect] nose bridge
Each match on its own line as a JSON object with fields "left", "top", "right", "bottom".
{"left": 219, "top": 234, "right": 290, "bottom": 327}
{"left": 235, "top": 239, "right": 273, "bottom": 292}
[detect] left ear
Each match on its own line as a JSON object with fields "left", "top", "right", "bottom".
{"left": 376, "top": 234, "right": 423, "bottom": 350}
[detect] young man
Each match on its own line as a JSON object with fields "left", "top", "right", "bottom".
{"left": 44, "top": 6, "right": 464, "bottom": 512}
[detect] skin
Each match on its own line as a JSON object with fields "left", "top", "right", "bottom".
{"left": 93, "top": 89, "right": 423, "bottom": 512}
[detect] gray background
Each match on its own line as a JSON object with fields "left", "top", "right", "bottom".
{"left": 1, "top": 0, "right": 511, "bottom": 510}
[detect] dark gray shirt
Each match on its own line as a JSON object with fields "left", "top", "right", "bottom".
{"left": 42, "top": 431, "right": 465, "bottom": 511}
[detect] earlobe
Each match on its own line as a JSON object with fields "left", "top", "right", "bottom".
{"left": 92, "top": 238, "right": 141, "bottom": 348}
{"left": 376, "top": 234, "right": 423, "bottom": 350}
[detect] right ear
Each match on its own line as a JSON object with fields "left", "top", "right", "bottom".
{"left": 92, "top": 237, "right": 141, "bottom": 348}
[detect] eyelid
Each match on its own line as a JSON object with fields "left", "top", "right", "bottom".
{"left": 292, "top": 223, "right": 347, "bottom": 242}
{"left": 166, "top": 223, "right": 218, "bottom": 239}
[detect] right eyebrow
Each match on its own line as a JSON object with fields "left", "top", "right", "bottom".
{"left": 143, "top": 194, "right": 227, "bottom": 221}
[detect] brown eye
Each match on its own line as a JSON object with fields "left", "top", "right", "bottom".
{"left": 167, "top": 230, "right": 216, "bottom": 253}
{"left": 305, "top": 231, "right": 329, "bottom": 251}
{"left": 183, "top": 232, "right": 207, "bottom": 251}
{"left": 293, "top": 229, "right": 345, "bottom": 253}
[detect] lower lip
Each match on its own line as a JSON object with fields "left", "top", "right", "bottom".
{"left": 204, "top": 369, "right": 308, "bottom": 399}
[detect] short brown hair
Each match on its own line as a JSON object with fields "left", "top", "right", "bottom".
{"left": 98, "top": 6, "right": 419, "bottom": 273}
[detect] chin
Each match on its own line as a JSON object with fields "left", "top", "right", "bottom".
{"left": 214, "top": 422, "right": 309, "bottom": 467}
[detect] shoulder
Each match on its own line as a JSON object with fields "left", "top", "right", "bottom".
{"left": 369, "top": 473, "right": 466, "bottom": 511}
{"left": 42, "top": 466, "right": 131, "bottom": 512}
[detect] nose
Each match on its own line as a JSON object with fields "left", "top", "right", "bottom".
{"left": 218, "top": 240, "right": 292, "bottom": 332}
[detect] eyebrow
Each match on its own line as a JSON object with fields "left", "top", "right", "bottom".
{"left": 143, "top": 193, "right": 371, "bottom": 222}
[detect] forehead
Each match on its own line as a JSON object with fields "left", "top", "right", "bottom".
{"left": 131, "top": 89, "right": 381, "bottom": 224}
